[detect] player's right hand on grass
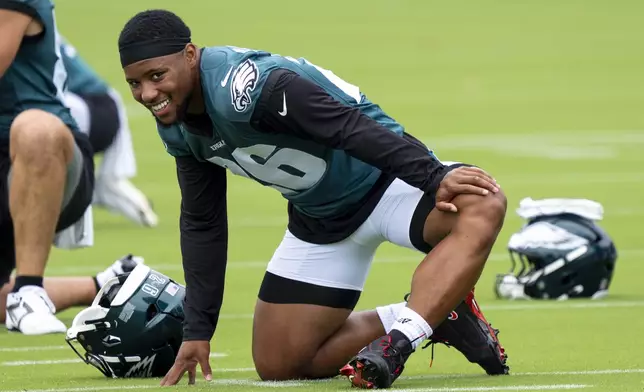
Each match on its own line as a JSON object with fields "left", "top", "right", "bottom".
{"left": 160, "top": 340, "right": 212, "bottom": 386}
{"left": 435, "top": 166, "right": 500, "bottom": 213}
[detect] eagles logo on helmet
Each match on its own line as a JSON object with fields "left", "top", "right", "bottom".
{"left": 65, "top": 264, "right": 185, "bottom": 378}
{"left": 495, "top": 198, "right": 618, "bottom": 300}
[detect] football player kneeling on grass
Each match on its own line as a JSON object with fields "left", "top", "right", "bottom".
{"left": 117, "top": 10, "right": 509, "bottom": 389}
{"left": 66, "top": 264, "right": 184, "bottom": 378}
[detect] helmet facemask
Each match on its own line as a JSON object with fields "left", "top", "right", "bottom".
{"left": 65, "top": 265, "right": 185, "bottom": 378}
{"left": 496, "top": 219, "right": 594, "bottom": 300}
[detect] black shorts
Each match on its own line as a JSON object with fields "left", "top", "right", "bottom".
{"left": 0, "top": 133, "right": 94, "bottom": 285}
{"left": 81, "top": 93, "right": 120, "bottom": 155}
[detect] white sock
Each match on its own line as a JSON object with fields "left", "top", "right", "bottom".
{"left": 95, "top": 258, "right": 123, "bottom": 289}
{"left": 390, "top": 306, "right": 433, "bottom": 350}
{"left": 95, "top": 269, "right": 114, "bottom": 289}
{"left": 376, "top": 302, "right": 406, "bottom": 333}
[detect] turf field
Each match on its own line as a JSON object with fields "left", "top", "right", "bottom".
{"left": 2, "top": 0, "right": 644, "bottom": 391}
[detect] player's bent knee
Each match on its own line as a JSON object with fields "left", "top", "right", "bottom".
{"left": 10, "top": 109, "right": 75, "bottom": 163}
{"left": 480, "top": 190, "right": 507, "bottom": 225}
{"left": 456, "top": 190, "right": 507, "bottom": 234}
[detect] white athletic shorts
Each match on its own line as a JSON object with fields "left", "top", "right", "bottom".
{"left": 260, "top": 178, "right": 434, "bottom": 309}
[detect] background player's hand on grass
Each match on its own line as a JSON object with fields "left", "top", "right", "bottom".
{"left": 160, "top": 340, "right": 212, "bottom": 386}
{"left": 435, "top": 167, "right": 500, "bottom": 213}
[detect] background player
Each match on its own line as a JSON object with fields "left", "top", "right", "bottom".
{"left": 0, "top": 0, "right": 95, "bottom": 335}
{"left": 60, "top": 38, "right": 158, "bottom": 227}
{"left": 0, "top": 254, "right": 143, "bottom": 328}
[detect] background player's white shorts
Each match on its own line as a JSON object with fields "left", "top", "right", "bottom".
{"left": 63, "top": 88, "right": 137, "bottom": 179}
{"left": 266, "top": 178, "right": 427, "bottom": 292}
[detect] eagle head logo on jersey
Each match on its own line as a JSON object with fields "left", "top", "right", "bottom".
{"left": 230, "top": 59, "right": 259, "bottom": 112}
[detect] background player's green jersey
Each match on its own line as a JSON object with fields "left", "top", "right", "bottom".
{"left": 0, "top": 0, "right": 78, "bottom": 139}
{"left": 158, "top": 46, "right": 414, "bottom": 219}
{"left": 59, "top": 38, "right": 109, "bottom": 96}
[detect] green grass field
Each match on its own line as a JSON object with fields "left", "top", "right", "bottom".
{"left": 1, "top": 0, "right": 644, "bottom": 391}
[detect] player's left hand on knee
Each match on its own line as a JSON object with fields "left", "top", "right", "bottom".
{"left": 435, "top": 167, "right": 500, "bottom": 212}
{"left": 160, "top": 340, "right": 212, "bottom": 386}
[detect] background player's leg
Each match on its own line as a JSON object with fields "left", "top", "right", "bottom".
{"left": 92, "top": 89, "right": 158, "bottom": 227}
{"left": 5, "top": 109, "right": 93, "bottom": 334}
{"left": 0, "top": 278, "right": 95, "bottom": 323}
{"left": 0, "top": 253, "right": 143, "bottom": 324}
{"left": 64, "top": 89, "right": 158, "bottom": 227}
{"left": 99, "top": 88, "right": 137, "bottom": 179}
{"left": 63, "top": 92, "right": 91, "bottom": 136}
{"left": 8, "top": 110, "right": 75, "bottom": 280}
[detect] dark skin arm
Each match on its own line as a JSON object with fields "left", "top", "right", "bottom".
{"left": 161, "top": 156, "right": 228, "bottom": 386}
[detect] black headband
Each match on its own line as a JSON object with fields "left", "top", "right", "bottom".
{"left": 119, "top": 37, "right": 191, "bottom": 67}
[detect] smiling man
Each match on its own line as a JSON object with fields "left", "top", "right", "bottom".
{"left": 118, "top": 9, "right": 509, "bottom": 389}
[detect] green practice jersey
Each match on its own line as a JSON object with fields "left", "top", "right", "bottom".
{"left": 59, "top": 38, "right": 109, "bottom": 96}
{"left": 158, "top": 46, "right": 416, "bottom": 218}
{"left": 0, "top": 0, "right": 78, "bottom": 138}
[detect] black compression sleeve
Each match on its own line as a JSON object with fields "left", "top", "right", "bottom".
{"left": 251, "top": 68, "right": 447, "bottom": 194}
{"left": 175, "top": 156, "right": 228, "bottom": 341}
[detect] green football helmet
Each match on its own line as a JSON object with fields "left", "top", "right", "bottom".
{"left": 495, "top": 213, "right": 617, "bottom": 300}
{"left": 66, "top": 264, "right": 185, "bottom": 378}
